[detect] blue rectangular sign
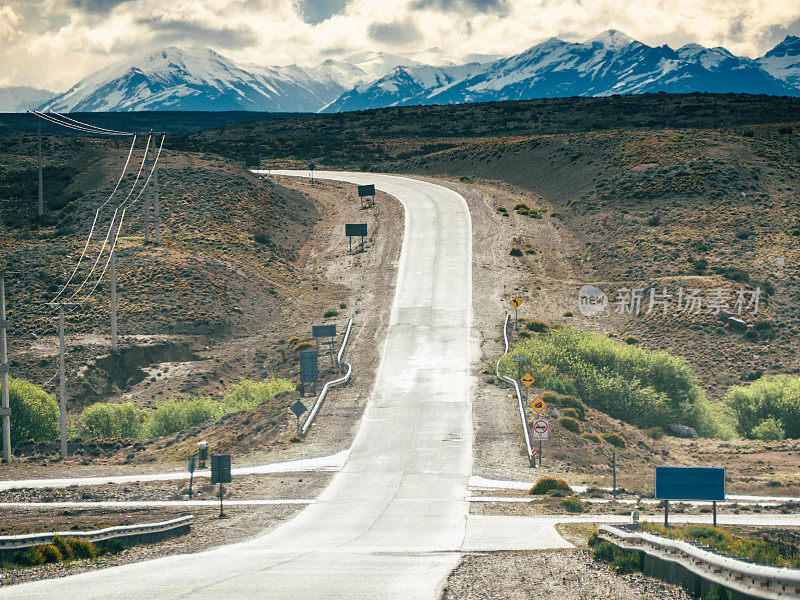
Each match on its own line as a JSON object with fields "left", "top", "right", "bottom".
{"left": 312, "top": 325, "right": 336, "bottom": 338}
{"left": 655, "top": 466, "right": 725, "bottom": 501}
{"left": 299, "top": 350, "right": 318, "bottom": 383}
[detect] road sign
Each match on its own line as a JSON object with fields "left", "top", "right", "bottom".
{"left": 312, "top": 325, "right": 336, "bottom": 338}
{"left": 358, "top": 184, "right": 375, "bottom": 197}
{"left": 210, "top": 455, "right": 231, "bottom": 484}
{"left": 655, "top": 466, "right": 725, "bottom": 501}
{"left": 290, "top": 400, "right": 308, "bottom": 417}
{"left": 188, "top": 455, "right": 197, "bottom": 474}
{"left": 530, "top": 397, "right": 546, "bottom": 413}
{"left": 299, "top": 350, "right": 318, "bottom": 384}
{"left": 521, "top": 373, "right": 534, "bottom": 387}
{"left": 509, "top": 297, "right": 522, "bottom": 309}
{"left": 346, "top": 223, "right": 367, "bottom": 237}
{"left": 532, "top": 419, "right": 549, "bottom": 440}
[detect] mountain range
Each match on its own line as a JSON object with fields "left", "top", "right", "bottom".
{"left": 3, "top": 30, "right": 799, "bottom": 114}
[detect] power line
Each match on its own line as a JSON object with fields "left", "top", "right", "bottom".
{"left": 29, "top": 110, "right": 134, "bottom": 136}
{"left": 43, "top": 110, "right": 134, "bottom": 136}
{"left": 59, "top": 134, "right": 153, "bottom": 304}
{"left": 50, "top": 134, "right": 138, "bottom": 303}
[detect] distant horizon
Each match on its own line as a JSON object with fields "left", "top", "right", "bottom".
{"left": 1, "top": 0, "right": 798, "bottom": 91}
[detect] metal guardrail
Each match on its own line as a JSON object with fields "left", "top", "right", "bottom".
{"left": 495, "top": 314, "right": 534, "bottom": 466}
{"left": 598, "top": 525, "right": 800, "bottom": 600}
{"left": 0, "top": 515, "right": 194, "bottom": 553}
{"left": 300, "top": 317, "right": 354, "bottom": 436}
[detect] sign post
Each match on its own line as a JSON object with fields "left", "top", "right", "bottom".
{"left": 357, "top": 184, "right": 375, "bottom": 208}
{"left": 655, "top": 466, "right": 726, "bottom": 527}
{"left": 290, "top": 400, "right": 308, "bottom": 437}
{"left": 520, "top": 372, "right": 533, "bottom": 402}
{"left": 308, "top": 163, "right": 316, "bottom": 182}
{"left": 299, "top": 350, "right": 319, "bottom": 396}
{"left": 188, "top": 455, "right": 197, "bottom": 500}
{"left": 313, "top": 325, "right": 337, "bottom": 369}
{"left": 210, "top": 454, "right": 232, "bottom": 518}
{"left": 531, "top": 419, "right": 548, "bottom": 467}
{"left": 509, "top": 297, "right": 522, "bottom": 330}
{"left": 345, "top": 223, "right": 368, "bottom": 253}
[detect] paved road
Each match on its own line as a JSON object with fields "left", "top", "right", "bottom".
{"left": 5, "top": 171, "right": 474, "bottom": 599}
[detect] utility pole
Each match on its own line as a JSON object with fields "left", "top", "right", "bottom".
{"left": 37, "top": 120, "right": 43, "bottom": 217}
{"left": 110, "top": 250, "right": 118, "bottom": 351}
{"left": 1, "top": 275, "right": 10, "bottom": 462}
{"left": 57, "top": 304, "right": 67, "bottom": 458}
{"left": 153, "top": 156, "right": 160, "bottom": 244}
{"left": 143, "top": 141, "right": 151, "bottom": 244}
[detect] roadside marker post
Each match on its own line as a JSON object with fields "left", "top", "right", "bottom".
{"left": 210, "top": 455, "right": 232, "bottom": 518}
{"left": 308, "top": 163, "right": 316, "bottom": 183}
{"left": 197, "top": 440, "right": 208, "bottom": 468}
{"left": 188, "top": 455, "right": 197, "bottom": 500}
{"left": 612, "top": 449, "right": 617, "bottom": 497}
{"left": 290, "top": 400, "right": 308, "bottom": 437}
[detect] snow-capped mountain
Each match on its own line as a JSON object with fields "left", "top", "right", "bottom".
{"left": 30, "top": 32, "right": 800, "bottom": 114}
{"left": 0, "top": 86, "right": 55, "bottom": 112}
{"left": 323, "top": 62, "right": 483, "bottom": 112}
{"left": 40, "top": 47, "right": 352, "bottom": 112}
{"left": 324, "top": 30, "right": 799, "bottom": 111}
{"left": 758, "top": 35, "right": 800, "bottom": 88}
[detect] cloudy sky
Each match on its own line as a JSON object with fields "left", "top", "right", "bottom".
{"left": 1, "top": 0, "right": 799, "bottom": 92}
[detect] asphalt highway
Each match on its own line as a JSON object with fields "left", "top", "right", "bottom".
{"left": 4, "top": 171, "right": 475, "bottom": 599}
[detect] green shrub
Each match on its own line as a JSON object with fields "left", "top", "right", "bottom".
{"left": 559, "top": 416, "right": 582, "bottom": 433}
{"left": 339, "top": 302, "right": 347, "bottom": 309}
{"left": 498, "top": 327, "right": 716, "bottom": 435}
{"left": 52, "top": 536, "right": 74, "bottom": 561}
{"left": 293, "top": 341, "right": 315, "bottom": 352}
{"left": 65, "top": 537, "right": 97, "bottom": 559}
{"left": 560, "top": 496, "right": 585, "bottom": 513}
{"left": 752, "top": 417, "right": 785, "bottom": 441}
{"left": 624, "top": 336, "right": 639, "bottom": 345}
{"left": 509, "top": 248, "right": 523, "bottom": 257}
{"left": 562, "top": 407, "right": 581, "bottom": 420}
{"left": 514, "top": 203, "right": 530, "bottom": 211}
{"left": 78, "top": 402, "right": 148, "bottom": 439}
{"left": 563, "top": 310, "right": 574, "bottom": 317}
{"left": 560, "top": 396, "right": 586, "bottom": 419}
{"left": 525, "top": 320, "right": 549, "bottom": 333}
{"left": 497, "top": 207, "right": 507, "bottom": 213}
{"left": 8, "top": 377, "right": 59, "bottom": 442}
{"left": 725, "top": 376, "right": 800, "bottom": 438}
{"left": 602, "top": 432, "right": 627, "bottom": 448}
{"left": 323, "top": 309, "right": 339, "bottom": 318}
{"left": 646, "top": 426, "right": 665, "bottom": 440}
{"left": 530, "top": 477, "right": 572, "bottom": 495}
{"left": 518, "top": 330, "right": 531, "bottom": 338}
{"left": 13, "top": 546, "right": 45, "bottom": 566}
{"left": 222, "top": 378, "right": 294, "bottom": 412}
{"left": 289, "top": 436, "right": 302, "bottom": 443}
{"left": 143, "top": 396, "right": 225, "bottom": 438}
{"left": 582, "top": 432, "right": 602, "bottom": 444}
{"left": 647, "top": 215, "right": 661, "bottom": 226}
{"left": 40, "top": 544, "right": 63, "bottom": 564}
{"left": 525, "top": 249, "right": 536, "bottom": 254}
{"left": 541, "top": 390, "right": 561, "bottom": 404}
{"left": 287, "top": 336, "right": 299, "bottom": 345}
{"left": 591, "top": 538, "right": 644, "bottom": 573}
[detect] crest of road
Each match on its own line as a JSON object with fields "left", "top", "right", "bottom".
{"left": 8, "top": 171, "right": 474, "bottom": 599}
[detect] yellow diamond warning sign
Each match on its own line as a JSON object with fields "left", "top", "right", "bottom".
{"left": 520, "top": 373, "right": 534, "bottom": 387}
{"left": 509, "top": 297, "right": 522, "bottom": 309}
{"left": 530, "top": 397, "right": 546, "bottom": 413}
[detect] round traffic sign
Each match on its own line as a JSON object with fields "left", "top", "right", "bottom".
{"left": 533, "top": 420, "right": 548, "bottom": 434}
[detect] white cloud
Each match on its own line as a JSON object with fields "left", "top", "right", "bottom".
{"left": 2, "top": 0, "right": 800, "bottom": 91}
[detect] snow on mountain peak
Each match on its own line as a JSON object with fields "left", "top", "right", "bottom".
{"left": 587, "top": 29, "right": 634, "bottom": 49}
